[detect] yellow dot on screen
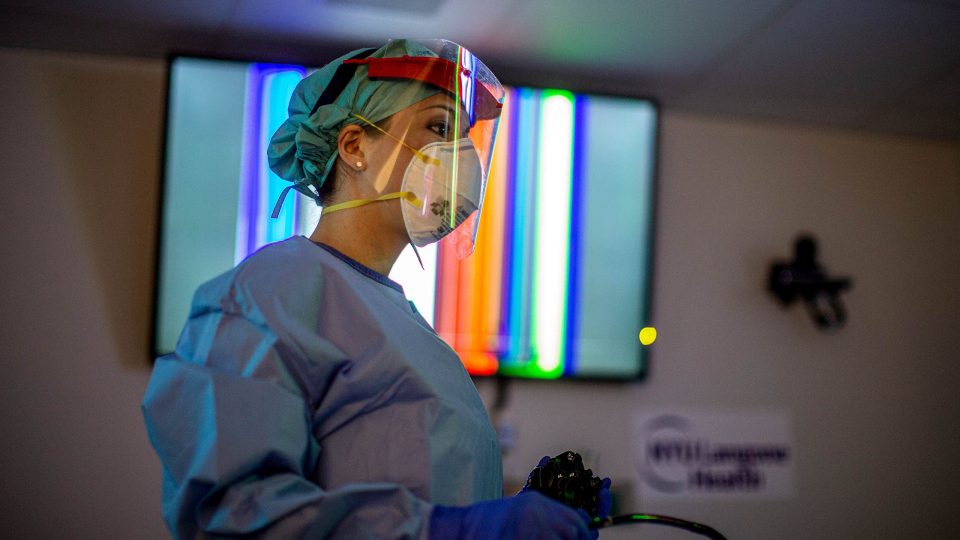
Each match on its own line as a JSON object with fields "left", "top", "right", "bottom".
{"left": 639, "top": 327, "right": 657, "bottom": 346}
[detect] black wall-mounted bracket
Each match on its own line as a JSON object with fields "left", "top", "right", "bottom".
{"left": 768, "top": 235, "right": 852, "bottom": 332}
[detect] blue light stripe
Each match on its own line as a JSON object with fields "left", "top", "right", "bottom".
{"left": 564, "top": 95, "right": 588, "bottom": 376}
{"left": 497, "top": 88, "right": 519, "bottom": 358}
{"left": 262, "top": 70, "right": 304, "bottom": 244}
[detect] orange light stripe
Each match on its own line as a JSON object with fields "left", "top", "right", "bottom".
{"left": 456, "top": 237, "right": 475, "bottom": 346}
{"left": 453, "top": 239, "right": 497, "bottom": 374}
{"left": 464, "top": 214, "right": 499, "bottom": 374}
{"left": 435, "top": 241, "right": 460, "bottom": 347}
{"left": 470, "top": 215, "right": 488, "bottom": 346}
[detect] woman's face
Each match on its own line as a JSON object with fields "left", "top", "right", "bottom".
{"left": 359, "top": 93, "right": 469, "bottom": 195}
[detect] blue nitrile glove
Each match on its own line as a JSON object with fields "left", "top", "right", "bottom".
{"left": 598, "top": 477, "right": 613, "bottom": 519}
{"left": 429, "top": 491, "right": 597, "bottom": 540}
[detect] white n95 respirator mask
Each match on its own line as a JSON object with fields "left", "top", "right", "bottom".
{"left": 400, "top": 138, "right": 484, "bottom": 253}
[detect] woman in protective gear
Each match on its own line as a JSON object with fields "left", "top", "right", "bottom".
{"left": 143, "top": 39, "right": 598, "bottom": 539}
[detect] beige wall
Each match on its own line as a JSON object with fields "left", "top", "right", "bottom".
{"left": 0, "top": 48, "right": 166, "bottom": 537}
{"left": 1, "top": 47, "right": 957, "bottom": 539}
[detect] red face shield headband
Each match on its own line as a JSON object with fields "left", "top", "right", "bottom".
{"left": 343, "top": 55, "right": 503, "bottom": 124}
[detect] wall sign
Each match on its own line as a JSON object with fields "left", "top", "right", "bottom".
{"left": 634, "top": 410, "right": 794, "bottom": 499}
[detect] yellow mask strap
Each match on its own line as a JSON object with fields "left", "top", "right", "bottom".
{"left": 352, "top": 113, "right": 442, "bottom": 166}
{"left": 322, "top": 191, "right": 423, "bottom": 215}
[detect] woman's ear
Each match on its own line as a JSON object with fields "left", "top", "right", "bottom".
{"left": 337, "top": 124, "right": 365, "bottom": 171}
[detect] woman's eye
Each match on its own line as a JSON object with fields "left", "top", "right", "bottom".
{"left": 429, "top": 122, "right": 450, "bottom": 138}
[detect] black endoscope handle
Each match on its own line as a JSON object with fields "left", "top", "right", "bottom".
{"left": 525, "top": 451, "right": 728, "bottom": 539}
{"left": 590, "top": 514, "right": 728, "bottom": 540}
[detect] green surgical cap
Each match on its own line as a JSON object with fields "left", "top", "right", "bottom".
{"left": 268, "top": 40, "right": 442, "bottom": 204}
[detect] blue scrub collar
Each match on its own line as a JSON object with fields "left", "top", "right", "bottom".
{"left": 310, "top": 239, "right": 405, "bottom": 294}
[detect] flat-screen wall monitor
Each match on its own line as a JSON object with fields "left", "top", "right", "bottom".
{"left": 156, "top": 56, "right": 657, "bottom": 380}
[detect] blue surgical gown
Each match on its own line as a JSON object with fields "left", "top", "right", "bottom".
{"left": 142, "top": 236, "right": 502, "bottom": 538}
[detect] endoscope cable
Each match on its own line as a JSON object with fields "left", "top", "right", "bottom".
{"left": 589, "top": 513, "right": 727, "bottom": 539}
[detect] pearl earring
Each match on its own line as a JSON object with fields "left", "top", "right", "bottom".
{"left": 356, "top": 161, "right": 363, "bottom": 169}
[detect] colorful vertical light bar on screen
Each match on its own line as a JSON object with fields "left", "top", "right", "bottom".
{"left": 563, "top": 95, "right": 589, "bottom": 376}
{"left": 504, "top": 88, "right": 538, "bottom": 366}
{"left": 426, "top": 86, "right": 582, "bottom": 379}
{"left": 479, "top": 87, "right": 512, "bottom": 356}
{"left": 495, "top": 88, "right": 533, "bottom": 378}
{"left": 531, "top": 90, "right": 574, "bottom": 378}
{"left": 262, "top": 70, "right": 304, "bottom": 243}
{"left": 435, "top": 87, "right": 513, "bottom": 374}
{"left": 449, "top": 84, "right": 512, "bottom": 375}
{"left": 497, "top": 87, "right": 520, "bottom": 358}
{"left": 236, "top": 64, "right": 305, "bottom": 263}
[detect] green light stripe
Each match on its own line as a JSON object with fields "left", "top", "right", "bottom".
{"left": 532, "top": 90, "right": 574, "bottom": 378}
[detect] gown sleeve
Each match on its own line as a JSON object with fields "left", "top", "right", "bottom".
{"left": 142, "top": 298, "right": 433, "bottom": 539}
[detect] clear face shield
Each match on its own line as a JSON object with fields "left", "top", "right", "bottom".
{"left": 327, "top": 39, "right": 505, "bottom": 260}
